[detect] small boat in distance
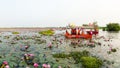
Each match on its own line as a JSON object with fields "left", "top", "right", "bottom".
{"left": 65, "top": 22, "right": 99, "bottom": 39}
{"left": 65, "top": 28, "right": 92, "bottom": 39}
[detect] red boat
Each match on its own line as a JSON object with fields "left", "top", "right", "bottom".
{"left": 65, "top": 33, "right": 92, "bottom": 39}
{"left": 65, "top": 22, "right": 99, "bottom": 39}
{"left": 65, "top": 28, "right": 92, "bottom": 39}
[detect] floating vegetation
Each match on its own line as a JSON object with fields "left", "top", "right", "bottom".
{"left": 12, "top": 32, "right": 20, "bottom": 34}
{"left": 81, "top": 57, "right": 103, "bottom": 68}
{"left": 10, "top": 41, "right": 17, "bottom": 44}
{"left": 52, "top": 50, "right": 103, "bottom": 68}
{"left": 53, "top": 53, "right": 69, "bottom": 58}
{"left": 107, "top": 51, "right": 111, "bottom": 54}
{"left": 0, "top": 40, "right": 2, "bottom": 43}
{"left": 13, "top": 36, "right": 21, "bottom": 40}
{"left": 111, "top": 48, "right": 117, "bottom": 52}
{"left": 4, "top": 36, "right": 10, "bottom": 39}
{"left": 34, "top": 39, "right": 46, "bottom": 44}
{"left": 39, "top": 30, "right": 54, "bottom": 36}
{"left": 69, "top": 50, "right": 90, "bottom": 64}
{"left": 87, "top": 42, "right": 95, "bottom": 47}
{"left": 107, "top": 48, "right": 117, "bottom": 54}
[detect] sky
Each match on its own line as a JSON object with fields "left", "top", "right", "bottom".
{"left": 0, "top": 0, "right": 120, "bottom": 27}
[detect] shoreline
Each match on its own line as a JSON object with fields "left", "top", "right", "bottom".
{"left": 0, "top": 27, "right": 65, "bottom": 32}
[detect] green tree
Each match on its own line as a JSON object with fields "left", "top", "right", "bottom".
{"left": 107, "top": 23, "right": 120, "bottom": 31}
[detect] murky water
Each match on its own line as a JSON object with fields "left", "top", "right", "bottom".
{"left": 0, "top": 30, "right": 120, "bottom": 68}
{"left": 95, "top": 30, "right": 120, "bottom": 68}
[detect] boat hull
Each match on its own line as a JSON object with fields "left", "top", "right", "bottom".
{"left": 65, "top": 34, "right": 92, "bottom": 39}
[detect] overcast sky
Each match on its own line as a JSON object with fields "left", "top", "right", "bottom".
{"left": 0, "top": 0, "right": 120, "bottom": 27}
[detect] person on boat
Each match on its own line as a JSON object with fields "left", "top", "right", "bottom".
{"left": 74, "top": 28, "right": 77, "bottom": 35}
{"left": 89, "top": 31, "right": 93, "bottom": 35}
{"left": 71, "top": 28, "right": 73, "bottom": 35}
{"left": 77, "top": 28, "right": 81, "bottom": 35}
{"left": 81, "top": 28, "right": 85, "bottom": 35}
{"left": 66, "top": 30, "right": 69, "bottom": 35}
{"left": 71, "top": 28, "right": 76, "bottom": 35}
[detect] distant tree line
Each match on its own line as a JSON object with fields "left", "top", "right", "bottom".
{"left": 103, "top": 23, "right": 120, "bottom": 31}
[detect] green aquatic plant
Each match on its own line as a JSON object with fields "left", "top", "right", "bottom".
{"left": 39, "top": 30, "right": 54, "bottom": 36}
{"left": 107, "top": 48, "right": 117, "bottom": 54}
{"left": 34, "top": 39, "right": 46, "bottom": 44}
{"left": 4, "top": 36, "right": 10, "bottom": 39}
{"left": 80, "top": 57, "right": 103, "bottom": 68}
{"left": 10, "top": 41, "right": 17, "bottom": 44}
{"left": 52, "top": 53, "right": 69, "bottom": 58}
{"left": 111, "top": 48, "right": 117, "bottom": 52}
{"left": 13, "top": 36, "right": 22, "bottom": 40}
{"left": 53, "top": 50, "right": 90, "bottom": 63}
{"left": 69, "top": 50, "right": 89, "bottom": 64}
{"left": 12, "top": 32, "right": 20, "bottom": 34}
{"left": 52, "top": 50, "right": 103, "bottom": 68}
{"left": 0, "top": 56, "right": 18, "bottom": 68}
{"left": 0, "top": 40, "right": 2, "bottom": 43}
{"left": 107, "top": 51, "right": 111, "bottom": 54}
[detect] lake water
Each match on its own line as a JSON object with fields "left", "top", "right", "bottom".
{"left": 48, "top": 30, "right": 120, "bottom": 68}
{"left": 0, "top": 30, "right": 120, "bottom": 68}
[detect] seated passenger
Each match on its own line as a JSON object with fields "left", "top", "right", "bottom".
{"left": 66, "top": 30, "right": 69, "bottom": 35}
{"left": 78, "top": 28, "right": 81, "bottom": 35}
{"left": 71, "top": 28, "right": 76, "bottom": 35}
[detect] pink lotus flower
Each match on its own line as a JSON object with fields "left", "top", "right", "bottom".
{"left": 5, "top": 65, "right": 9, "bottom": 68}
{"left": 3, "top": 61, "right": 8, "bottom": 65}
{"left": 34, "top": 63, "right": 39, "bottom": 68}
{"left": 25, "top": 46, "right": 28, "bottom": 48}
{"left": 42, "top": 64, "right": 47, "bottom": 68}
{"left": 29, "top": 54, "right": 34, "bottom": 56}
{"left": 47, "top": 64, "right": 51, "bottom": 68}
